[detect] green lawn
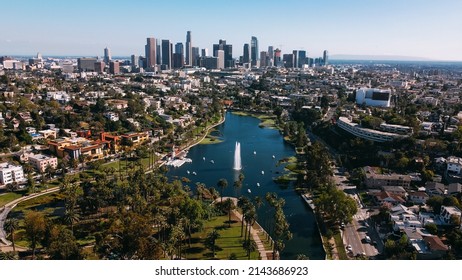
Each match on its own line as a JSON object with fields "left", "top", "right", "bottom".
{"left": 185, "top": 215, "right": 259, "bottom": 260}
{"left": 333, "top": 231, "right": 348, "bottom": 260}
{"left": 0, "top": 192, "right": 23, "bottom": 207}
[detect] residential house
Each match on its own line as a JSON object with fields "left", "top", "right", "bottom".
{"left": 365, "top": 172, "right": 411, "bottom": 188}
{"left": 448, "top": 183, "right": 462, "bottom": 195}
{"left": 425, "top": 182, "right": 446, "bottom": 196}
{"left": 422, "top": 235, "right": 449, "bottom": 259}
{"left": 440, "top": 205, "right": 462, "bottom": 225}
{"left": 374, "top": 191, "right": 406, "bottom": 206}
{"left": 409, "top": 191, "right": 429, "bottom": 204}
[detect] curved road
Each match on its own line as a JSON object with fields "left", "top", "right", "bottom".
{"left": 0, "top": 187, "right": 60, "bottom": 246}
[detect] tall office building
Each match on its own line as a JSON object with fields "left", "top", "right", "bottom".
{"left": 217, "top": 50, "right": 225, "bottom": 69}
{"left": 323, "top": 50, "right": 329, "bottom": 66}
{"left": 186, "top": 31, "right": 192, "bottom": 66}
{"left": 267, "top": 46, "right": 274, "bottom": 67}
{"left": 192, "top": 47, "right": 200, "bottom": 66}
{"left": 260, "top": 51, "right": 267, "bottom": 67}
{"left": 283, "top": 54, "right": 294, "bottom": 68}
{"left": 292, "top": 50, "right": 298, "bottom": 69}
{"left": 242, "top": 43, "right": 250, "bottom": 64}
{"left": 274, "top": 48, "right": 282, "bottom": 67}
{"left": 201, "top": 48, "right": 209, "bottom": 57}
{"left": 131, "top": 55, "right": 139, "bottom": 68}
{"left": 109, "top": 61, "right": 120, "bottom": 74}
{"left": 145, "top": 37, "right": 157, "bottom": 70}
{"left": 213, "top": 40, "right": 233, "bottom": 68}
{"left": 104, "top": 47, "right": 111, "bottom": 64}
{"left": 250, "top": 36, "right": 259, "bottom": 67}
{"left": 161, "top": 40, "right": 172, "bottom": 69}
{"left": 298, "top": 50, "right": 307, "bottom": 68}
{"left": 173, "top": 43, "right": 184, "bottom": 69}
{"left": 94, "top": 61, "right": 105, "bottom": 73}
{"left": 156, "top": 43, "right": 161, "bottom": 68}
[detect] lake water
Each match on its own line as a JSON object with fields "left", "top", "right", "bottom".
{"left": 168, "top": 111, "right": 325, "bottom": 260}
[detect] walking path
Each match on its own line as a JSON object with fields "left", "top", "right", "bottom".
{"left": 218, "top": 197, "right": 273, "bottom": 260}
{"left": 0, "top": 187, "right": 60, "bottom": 246}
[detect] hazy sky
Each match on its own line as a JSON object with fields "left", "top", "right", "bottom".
{"left": 1, "top": 0, "right": 461, "bottom": 60}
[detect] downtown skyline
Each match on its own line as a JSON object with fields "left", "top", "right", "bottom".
{"left": 1, "top": 0, "right": 462, "bottom": 61}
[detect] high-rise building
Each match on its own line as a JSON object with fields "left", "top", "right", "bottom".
{"left": 131, "top": 55, "right": 139, "bottom": 68}
{"left": 242, "top": 44, "right": 250, "bottom": 64}
{"left": 145, "top": 37, "right": 157, "bottom": 70}
{"left": 94, "top": 61, "right": 105, "bottom": 73}
{"left": 213, "top": 40, "right": 233, "bottom": 68}
{"left": 109, "top": 61, "right": 120, "bottom": 74}
{"left": 78, "top": 57, "right": 97, "bottom": 71}
{"left": 175, "top": 43, "right": 184, "bottom": 56}
{"left": 161, "top": 40, "right": 172, "bottom": 69}
{"left": 186, "top": 31, "right": 192, "bottom": 66}
{"left": 274, "top": 49, "right": 282, "bottom": 67}
{"left": 173, "top": 53, "right": 184, "bottom": 68}
{"left": 292, "top": 50, "right": 298, "bottom": 69}
{"left": 323, "top": 50, "right": 329, "bottom": 66}
{"left": 259, "top": 51, "right": 267, "bottom": 67}
{"left": 201, "top": 48, "right": 208, "bottom": 57}
{"left": 267, "top": 46, "right": 274, "bottom": 67}
{"left": 156, "top": 43, "right": 161, "bottom": 67}
{"left": 283, "top": 54, "right": 294, "bottom": 68}
{"left": 250, "top": 36, "right": 259, "bottom": 67}
{"left": 104, "top": 47, "right": 111, "bottom": 64}
{"left": 217, "top": 50, "right": 225, "bottom": 69}
{"left": 298, "top": 50, "right": 307, "bottom": 68}
{"left": 192, "top": 47, "right": 200, "bottom": 66}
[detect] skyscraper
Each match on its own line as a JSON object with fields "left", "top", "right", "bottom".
{"left": 323, "top": 50, "right": 329, "bottom": 66}
{"left": 131, "top": 55, "right": 139, "bottom": 68}
{"left": 260, "top": 51, "right": 267, "bottom": 67}
{"left": 267, "top": 46, "right": 274, "bottom": 67}
{"left": 186, "top": 31, "right": 192, "bottom": 66}
{"left": 250, "top": 36, "right": 259, "bottom": 67}
{"left": 104, "top": 47, "right": 111, "bottom": 64}
{"left": 145, "top": 37, "right": 157, "bottom": 70}
{"left": 292, "top": 50, "right": 298, "bottom": 69}
{"left": 217, "top": 50, "right": 225, "bottom": 69}
{"left": 161, "top": 39, "right": 172, "bottom": 69}
{"left": 192, "top": 47, "right": 199, "bottom": 66}
{"left": 242, "top": 44, "right": 250, "bottom": 64}
{"left": 201, "top": 48, "right": 208, "bottom": 57}
{"left": 213, "top": 40, "right": 233, "bottom": 68}
{"left": 298, "top": 50, "right": 307, "bottom": 68}
{"left": 274, "top": 48, "right": 282, "bottom": 67}
{"left": 174, "top": 43, "right": 184, "bottom": 69}
{"left": 109, "top": 61, "right": 120, "bottom": 74}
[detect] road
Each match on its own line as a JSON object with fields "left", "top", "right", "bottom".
{"left": 0, "top": 187, "right": 60, "bottom": 246}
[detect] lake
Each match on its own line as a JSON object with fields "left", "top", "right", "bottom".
{"left": 168, "top": 111, "right": 325, "bottom": 259}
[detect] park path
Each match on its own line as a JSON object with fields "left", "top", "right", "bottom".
{"left": 0, "top": 187, "right": 60, "bottom": 247}
{"left": 218, "top": 197, "right": 273, "bottom": 260}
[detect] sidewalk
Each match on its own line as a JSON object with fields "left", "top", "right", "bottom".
{"left": 219, "top": 197, "right": 273, "bottom": 260}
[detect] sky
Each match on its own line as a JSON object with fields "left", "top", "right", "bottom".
{"left": 1, "top": 0, "right": 462, "bottom": 61}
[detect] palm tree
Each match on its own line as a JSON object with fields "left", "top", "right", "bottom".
{"left": 223, "top": 198, "right": 235, "bottom": 228}
{"left": 217, "top": 178, "right": 228, "bottom": 203}
{"left": 4, "top": 218, "right": 19, "bottom": 253}
{"left": 205, "top": 229, "right": 220, "bottom": 258}
{"left": 237, "top": 196, "right": 251, "bottom": 237}
{"left": 242, "top": 239, "right": 257, "bottom": 259}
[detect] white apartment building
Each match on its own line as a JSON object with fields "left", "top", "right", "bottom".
{"left": 0, "top": 162, "right": 25, "bottom": 186}
{"left": 337, "top": 116, "right": 405, "bottom": 142}
{"left": 28, "top": 154, "right": 58, "bottom": 173}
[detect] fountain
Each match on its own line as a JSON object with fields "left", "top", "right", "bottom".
{"left": 233, "top": 141, "right": 242, "bottom": 170}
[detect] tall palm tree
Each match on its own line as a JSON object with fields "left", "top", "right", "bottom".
{"left": 217, "top": 178, "right": 228, "bottom": 203}
{"left": 4, "top": 218, "right": 19, "bottom": 253}
{"left": 242, "top": 239, "right": 257, "bottom": 259}
{"left": 237, "top": 196, "right": 251, "bottom": 237}
{"left": 205, "top": 229, "right": 220, "bottom": 258}
{"left": 223, "top": 198, "right": 235, "bottom": 228}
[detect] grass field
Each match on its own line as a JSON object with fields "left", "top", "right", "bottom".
{"left": 185, "top": 215, "right": 259, "bottom": 260}
{"left": 0, "top": 192, "right": 23, "bottom": 207}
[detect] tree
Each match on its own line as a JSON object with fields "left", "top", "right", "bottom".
{"left": 4, "top": 218, "right": 19, "bottom": 253}
{"left": 425, "top": 223, "right": 438, "bottom": 235}
{"left": 217, "top": 178, "right": 228, "bottom": 203}
{"left": 242, "top": 239, "right": 257, "bottom": 259}
{"left": 205, "top": 229, "right": 220, "bottom": 258}
{"left": 223, "top": 198, "right": 235, "bottom": 228}
{"left": 24, "top": 211, "right": 47, "bottom": 259}
{"left": 237, "top": 196, "right": 251, "bottom": 237}
{"left": 47, "top": 225, "right": 82, "bottom": 259}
